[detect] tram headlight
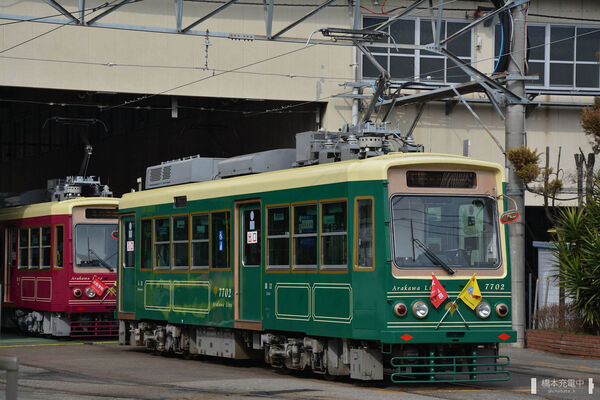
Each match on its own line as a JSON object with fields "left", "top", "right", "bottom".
{"left": 476, "top": 301, "right": 491, "bottom": 319}
{"left": 412, "top": 301, "right": 429, "bottom": 319}
{"left": 72, "top": 288, "right": 82, "bottom": 298}
{"left": 393, "top": 302, "right": 408, "bottom": 317}
{"left": 496, "top": 303, "right": 509, "bottom": 318}
{"left": 85, "top": 287, "right": 96, "bottom": 298}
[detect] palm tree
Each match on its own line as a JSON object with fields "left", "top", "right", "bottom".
{"left": 553, "top": 174, "right": 600, "bottom": 333}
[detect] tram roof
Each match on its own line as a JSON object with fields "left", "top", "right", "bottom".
{"left": 0, "top": 197, "right": 120, "bottom": 222}
{"left": 120, "top": 153, "right": 503, "bottom": 210}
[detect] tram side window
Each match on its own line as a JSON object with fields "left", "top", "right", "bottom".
{"left": 9, "top": 228, "right": 17, "bottom": 268}
{"left": 321, "top": 201, "right": 347, "bottom": 270}
{"left": 211, "top": 211, "right": 230, "bottom": 269}
{"left": 123, "top": 220, "right": 136, "bottom": 268}
{"left": 191, "top": 214, "right": 209, "bottom": 270}
{"left": 267, "top": 206, "right": 290, "bottom": 270}
{"left": 356, "top": 198, "right": 374, "bottom": 268}
{"left": 54, "top": 225, "right": 64, "bottom": 268}
{"left": 172, "top": 215, "right": 189, "bottom": 269}
{"left": 18, "top": 228, "right": 28, "bottom": 269}
{"left": 30, "top": 228, "right": 40, "bottom": 269}
{"left": 242, "top": 209, "right": 261, "bottom": 267}
{"left": 293, "top": 203, "right": 317, "bottom": 270}
{"left": 41, "top": 226, "right": 51, "bottom": 269}
{"left": 140, "top": 219, "right": 152, "bottom": 268}
{"left": 154, "top": 218, "right": 170, "bottom": 269}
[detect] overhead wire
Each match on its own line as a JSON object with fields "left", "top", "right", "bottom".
{"left": 0, "top": 11, "right": 84, "bottom": 27}
{"left": 100, "top": 43, "right": 320, "bottom": 111}
{"left": 0, "top": 1, "right": 145, "bottom": 27}
{"left": 0, "top": 1, "right": 124, "bottom": 55}
{"left": 0, "top": 96, "right": 317, "bottom": 115}
{"left": 252, "top": 21, "right": 600, "bottom": 116}
{"left": 0, "top": 53, "right": 351, "bottom": 83}
{"left": 98, "top": 0, "right": 476, "bottom": 111}
{"left": 1, "top": 0, "right": 598, "bottom": 114}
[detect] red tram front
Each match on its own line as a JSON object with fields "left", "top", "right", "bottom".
{"left": 1, "top": 197, "right": 119, "bottom": 337}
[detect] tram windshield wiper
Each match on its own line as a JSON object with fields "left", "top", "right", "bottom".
{"left": 413, "top": 238, "right": 455, "bottom": 275}
{"left": 88, "top": 247, "right": 115, "bottom": 272}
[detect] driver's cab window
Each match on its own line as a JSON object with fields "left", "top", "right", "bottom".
{"left": 74, "top": 224, "right": 118, "bottom": 270}
{"left": 459, "top": 202, "right": 484, "bottom": 264}
{"left": 424, "top": 206, "right": 442, "bottom": 253}
{"left": 392, "top": 195, "right": 500, "bottom": 269}
{"left": 393, "top": 196, "right": 424, "bottom": 260}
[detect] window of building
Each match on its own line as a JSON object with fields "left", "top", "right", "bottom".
{"left": 172, "top": 215, "right": 189, "bottom": 269}
{"left": 154, "top": 218, "right": 170, "bottom": 269}
{"left": 293, "top": 203, "right": 318, "bottom": 270}
{"left": 54, "top": 225, "right": 64, "bottom": 268}
{"left": 191, "top": 214, "right": 209, "bottom": 270}
{"left": 495, "top": 23, "right": 600, "bottom": 89}
{"left": 362, "top": 16, "right": 472, "bottom": 84}
{"left": 41, "top": 226, "right": 51, "bottom": 269}
{"left": 140, "top": 219, "right": 152, "bottom": 269}
{"left": 355, "top": 198, "right": 374, "bottom": 269}
{"left": 321, "top": 201, "right": 347, "bottom": 270}
{"left": 211, "top": 211, "right": 230, "bottom": 269}
{"left": 18, "top": 228, "right": 28, "bottom": 269}
{"left": 266, "top": 206, "right": 290, "bottom": 270}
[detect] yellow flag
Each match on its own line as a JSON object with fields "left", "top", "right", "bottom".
{"left": 458, "top": 273, "right": 482, "bottom": 310}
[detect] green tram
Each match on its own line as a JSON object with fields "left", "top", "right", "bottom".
{"left": 117, "top": 152, "right": 516, "bottom": 383}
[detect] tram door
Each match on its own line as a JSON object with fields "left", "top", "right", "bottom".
{"left": 119, "top": 215, "right": 136, "bottom": 314}
{"left": 236, "top": 202, "right": 262, "bottom": 323}
{"left": 2, "top": 228, "right": 14, "bottom": 303}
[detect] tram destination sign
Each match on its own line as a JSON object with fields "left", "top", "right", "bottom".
{"left": 406, "top": 171, "right": 476, "bottom": 188}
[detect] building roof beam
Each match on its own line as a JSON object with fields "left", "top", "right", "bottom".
{"left": 270, "top": 0, "right": 337, "bottom": 40}
{"left": 374, "top": 0, "right": 428, "bottom": 32}
{"left": 263, "top": 0, "right": 274, "bottom": 39}
{"left": 175, "top": 0, "right": 183, "bottom": 32}
{"left": 43, "top": 0, "right": 79, "bottom": 24}
{"left": 87, "top": 0, "right": 136, "bottom": 26}
{"left": 182, "top": 0, "right": 238, "bottom": 34}
{"left": 79, "top": 0, "right": 85, "bottom": 25}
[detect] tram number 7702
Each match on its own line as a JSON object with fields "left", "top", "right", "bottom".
{"left": 485, "top": 283, "right": 505, "bottom": 290}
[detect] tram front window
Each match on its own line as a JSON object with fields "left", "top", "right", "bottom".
{"left": 391, "top": 195, "right": 500, "bottom": 271}
{"left": 74, "top": 224, "right": 118, "bottom": 270}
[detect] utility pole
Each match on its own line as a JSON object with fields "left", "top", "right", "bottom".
{"left": 505, "top": 3, "right": 527, "bottom": 348}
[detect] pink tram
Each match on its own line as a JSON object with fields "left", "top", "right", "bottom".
{"left": 1, "top": 197, "right": 119, "bottom": 337}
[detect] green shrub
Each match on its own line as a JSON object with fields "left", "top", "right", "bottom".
{"left": 553, "top": 174, "right": 600, "bottom": 333}
{"left": 506, "top": 146, "right": 541, "bottom": 184}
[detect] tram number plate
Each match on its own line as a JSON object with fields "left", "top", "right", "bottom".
{"left": 126, "top": 241, "right": 135, "bottom": 252}
{"left": 247, "top": 231, "right": 258, "bottom": 244}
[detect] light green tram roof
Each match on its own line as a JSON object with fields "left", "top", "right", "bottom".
{"left": 0, "top": 197, "right": 120, "bottom": 222}
{"left": 120, "top": 153, "right": 503, "bottom": 210}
